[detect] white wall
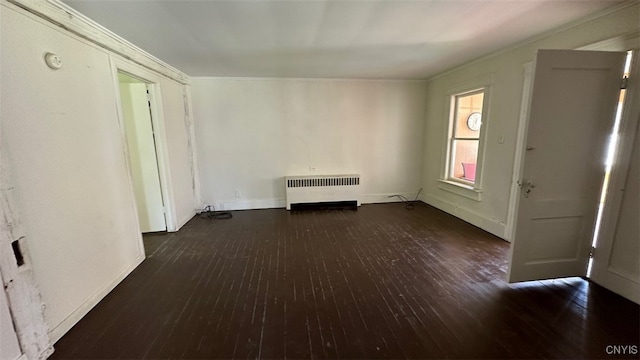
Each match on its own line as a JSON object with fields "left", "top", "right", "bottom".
{"left": 192, "top": 78, "right": 427, "bottom": 210}
{"left": 0, "top": 5, "right": 144, "bottom": 342}
{"left": 421, "top": 3, "right": 640, "bottom": 239}
{"left": 0, "top": 3, "right": 197, "bottom": 343}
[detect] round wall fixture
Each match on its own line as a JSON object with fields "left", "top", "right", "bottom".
{"left": 466, "top": 112, "right": 482, "bottom": 131}
{"left": 44, "top": 52, "right": 62, "bottom": 70}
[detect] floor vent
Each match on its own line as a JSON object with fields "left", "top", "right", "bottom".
{"left": 285, "top": 174, "right": 361, "bottom": 210}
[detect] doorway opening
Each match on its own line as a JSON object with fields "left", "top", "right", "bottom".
{"left": 117, "top": 71, "right": 167, "bottom": 233}
{"left": 587, "top": 50, "right": 634, "bottom": 276}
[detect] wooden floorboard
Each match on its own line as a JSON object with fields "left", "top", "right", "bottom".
{"left": 51, "top": 203, "right": 639, "bottom": 359}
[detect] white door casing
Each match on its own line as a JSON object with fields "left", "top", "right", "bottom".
{"left": 508, "top": 49, "right": 626, "bottom": 283}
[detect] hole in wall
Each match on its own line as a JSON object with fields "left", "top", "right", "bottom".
{"left": 11, "top": 240, "right": 25, "bottom": 267}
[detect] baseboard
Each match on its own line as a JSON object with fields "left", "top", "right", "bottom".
{"left": 205, "top": 193, "right": 420, "bottom": 212}
{"left": 593, "top": 268, "right": 640, "bottom": 305}
{"left": 175, "top": 210, "right": 196, "bottom": 231}
{"left": 48, "top": 253, "right": 145, "bottom": 343}
{"left": 207, "top": 198, "right": 287, "bottom": 211}
{"left": 421, "top": 193, "right": 507, "bottom": 240}
{"left": 360, "top": 192, "right": 420, "bottom": 204}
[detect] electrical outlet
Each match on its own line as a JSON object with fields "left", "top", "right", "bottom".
{"left": 309, "top": 166, "right": 317, "bottom": 171}
{"left": 235, "top": 190, "right": 241, "bottom": 198}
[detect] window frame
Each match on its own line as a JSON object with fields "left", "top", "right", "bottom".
{"left": 438, "top": 74, "right": 493, "bottom": 201}
{"left": 448, "top": 88, "right": 484, "bottom": 184}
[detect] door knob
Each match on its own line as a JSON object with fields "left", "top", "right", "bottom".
{"left": 519, "top": 180, "right": 535, "bottom": 198}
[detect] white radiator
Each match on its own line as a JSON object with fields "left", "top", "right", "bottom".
{"left": 285, "top": 174, "right": 361, "bottom": 210}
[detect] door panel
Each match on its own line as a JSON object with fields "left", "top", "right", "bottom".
{"left": 508, "top": 49, "right": 626, "bottom": 282}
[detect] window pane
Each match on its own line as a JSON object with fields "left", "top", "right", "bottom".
{"left": 454, "top": 91, "right": 484, "bottom": 139}
{"left": 450, "top": 139, "right": 479, "bottom": 182}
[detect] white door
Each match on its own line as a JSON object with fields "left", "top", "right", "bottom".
{"left": 508, "top": 49, "right": 626, "bottom": 282}
{"left": 119, "top": 78, "right": 166, "bottom": 232}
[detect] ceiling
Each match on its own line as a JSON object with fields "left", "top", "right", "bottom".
{"left": 62, "top": 0, "right": 625, "bottom": 79}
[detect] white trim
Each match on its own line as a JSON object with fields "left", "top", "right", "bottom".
{"left": 192, "top": 76, "right": 429, "bottom": 83}
{"left": 421, "top": 194, "right": 507, "bottom": 239}
{"left": 360, "top": 192, "right": 422, "bottom": 204}
{"left": 184, "top": 85, "right": 202, "bottom": 213}
{"left": 445, "top": 73, "right": 495, "bottom": 96}
{"left": 505, "top": 62, "right": 535, "bottom": 241}
{"left": 48, "top": 254, "right": 145, "bottom": 343}
{"left": 590, "top": 269, "right": 639, "bottom": 304}
{"left": 212, "top": 199, "right": 286, "bottom": 211}
{"left": 109, "top": 63, "right": 149, "bottom": 252}
{"left": 6, "top": 0, "right": 189, "bottom": 84}
{"left": 206, "top": 192, "right": 421, "bottom": 211}
{"left": 427, "top": 1, "right": 638, "bottom": 82}
{"left": 577, "top": 31, "right": 640, "bottom": 52}
{"left": 110, "top": 56, "right": 179, "bottom": 233}
{"left": 440, "top": 73, "right": 494, "bottom": 199}
{"left": 437, "top": 180, "right": 482, "bottom": 202}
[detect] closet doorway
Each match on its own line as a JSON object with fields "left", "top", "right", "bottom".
{"left": 118, "top": 72, "right": 166, "bottom": 232}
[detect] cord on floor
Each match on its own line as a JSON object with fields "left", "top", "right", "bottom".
{"left": 198, "top": 205, "right": 233, "bottom": 219}
{"left": 388, "top": 188, "right": 422, "bottom": 210}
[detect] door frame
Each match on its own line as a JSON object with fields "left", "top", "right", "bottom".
{"left": 117, "top": 74, "right": 167, "bottom": 232}
{"left": 505, "top": 61, "right": 534, "bottom": 242}
{"left": 110, "top": 55, "right": 179, "bottom": 233}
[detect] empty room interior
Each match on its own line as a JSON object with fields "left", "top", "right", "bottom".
{"left": 1, "top": 0, "right": 639, "bottom": 359}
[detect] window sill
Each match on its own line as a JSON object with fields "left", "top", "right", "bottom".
{"left": 437, "top": 179, "right": 482, "bottom": 201}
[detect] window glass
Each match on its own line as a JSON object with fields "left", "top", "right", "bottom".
{"left": 449, "top": 90, "right": 484, "bottom": 183}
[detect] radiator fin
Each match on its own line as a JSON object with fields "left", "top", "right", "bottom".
{"left": 285, "top": 174, "right": 361, "bottom": 210}
{"left": 287, "top": 175, "right": 360, "bottom": 188}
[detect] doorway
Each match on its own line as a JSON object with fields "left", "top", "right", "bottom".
{"left": 117, "top": 72, "right": 167, "bottom": 232}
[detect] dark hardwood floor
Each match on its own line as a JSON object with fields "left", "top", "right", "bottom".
{"left": 51, "top": 203, "right": 639, "bottom": 359}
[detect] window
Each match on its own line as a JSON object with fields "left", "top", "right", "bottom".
{"left": 448, "top": 89, "right": 484, "bottom": 184}
{"left": 439, "top": 82, "right": 490, "bottom": 201}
